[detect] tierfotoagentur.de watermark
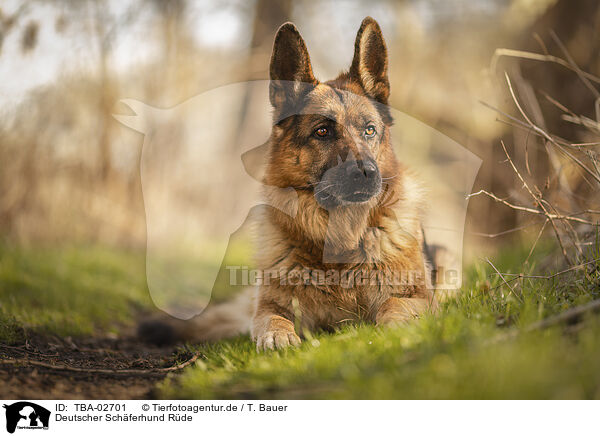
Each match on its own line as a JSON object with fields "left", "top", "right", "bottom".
{"left": 226, "top": 265, "right": 459, "bottom": 289}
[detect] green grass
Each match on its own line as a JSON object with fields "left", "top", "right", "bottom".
{"left": 0, "top": 236, "right": 253, "bottom": 343}
{"left": 159, "top": 244, "right": 600, "bottom": 399}
{"left": 0, "top": 243, "right": 151, "bottom": 342}
{"left": 1, "top": 239, "right": 599, "bottom": 398}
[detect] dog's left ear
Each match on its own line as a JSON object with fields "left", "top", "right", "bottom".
{"left": 350, "top": 17, "right": 390, "bottom": 105}
{"left": 269, "top": 22, "right": 317, "bottom": 115}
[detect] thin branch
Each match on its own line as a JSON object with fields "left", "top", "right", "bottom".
{"left": 469, "top": 221, "right": 544, "bottom": 238}
{"left": 0, "top": 352, "right": 202, "bottom": 376}
{"left": 524, "top": 219, "right": 549, "bottom": 264}
{"left": 482, "top": 101, "right": 572, "bottom": 147}
{"left": 491, "top": 48, "right": 600, "bottom": 84}
{"left": 525, "top": 298, "right": 600, "bottom": 332}
{"left": 550, "top": 31, "right": 600, "bottom": 100}
{"left": 485, "top": 257, "right": 523, "bottom": 302}
{"left": 570, "top": 142, "right": 600, "bottom": 147}
{"left": 490, "top": 299, "right": 600, "bottom": 344}
{"left": 540, "top": 197, "right": 584, "bottom": 257}
{"left": 504, "top": 73, "right": 600, "bottom": 186}
{"left": 561, "top": 114, "right": 600, "bottom": 132}
{"left": 467, "top": 190, "right": 599, "bottom": 226}
{"left": 491, "top": 257, "right": 598, "bottom": 280}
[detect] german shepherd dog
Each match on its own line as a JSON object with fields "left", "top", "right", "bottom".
{"left": 140, "top": 17, "right": 436, "bottom": 350}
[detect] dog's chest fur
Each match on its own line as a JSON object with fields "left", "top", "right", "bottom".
{"left": 255, "top": 168, "right": 428, "bottom": 331}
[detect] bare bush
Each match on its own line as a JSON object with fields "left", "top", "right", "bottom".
{"left": 473, "top": 37, "right": 600, "bottom": 274}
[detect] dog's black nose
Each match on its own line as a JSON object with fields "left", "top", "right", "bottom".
{"left": 362, "top": 159, "right": 378, "bottom": 179}
{"left": 347, "top": 159, "right": 378, "bottom": 181}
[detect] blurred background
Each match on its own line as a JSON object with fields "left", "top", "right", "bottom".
{"left": 3, "top": 0, "right": 600, "bottom": 400}
{"left": 1, "top": 0, "right": 599, "bottom": 268}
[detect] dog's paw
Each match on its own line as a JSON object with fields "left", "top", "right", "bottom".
{"left": 375, "top": 313, "right": 412, "bottom": 327}
{"left": 256, "top": 329, "right": 301, "bottom": 351}
{"left": 375, "top": 297, "right": 428, "bottom": 327}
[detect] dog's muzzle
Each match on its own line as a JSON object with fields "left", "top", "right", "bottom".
{"left": 315, "top": 158, "right": 382, "bottom": 208}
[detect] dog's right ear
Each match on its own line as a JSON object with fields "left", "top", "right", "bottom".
{"left": 350, "top": 17, "right": 390, "bottom": 105}
{"left": 269, "top": 23, "right": 317, "bottom": 115}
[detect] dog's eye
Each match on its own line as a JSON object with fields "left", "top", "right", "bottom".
{"left": 314, "top": 127, "right": 329, "bottom": 138}
{"left": 365, "top": 125, "right": 377, "bottom": 137}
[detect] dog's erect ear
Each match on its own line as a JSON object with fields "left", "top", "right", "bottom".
{"left": 350, "top": 17, "right": 390, "bottom": 105}
{"left": 269, "top": 22, "right": 317, "bottom": 113}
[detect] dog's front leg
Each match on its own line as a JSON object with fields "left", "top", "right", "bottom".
{"left": 252, "top": 299, "right": 301, "bottom": 351}
{"left": 375, "top": 296, "right": 432, "bottom": 326}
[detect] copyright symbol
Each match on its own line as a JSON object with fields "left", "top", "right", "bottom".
{"left": 142, "top": 404, "right": 150, "bottom": 411}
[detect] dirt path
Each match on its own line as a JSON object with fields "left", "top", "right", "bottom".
{"left": 0, "top": 333, "right": 186, "bottom": 399}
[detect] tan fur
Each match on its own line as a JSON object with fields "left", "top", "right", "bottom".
{"left": 148, "top": 287, "right": 255, "bottom": 344}
{"left": 251, "top": 167, "right": 435, "bottom": 350}
{"left": 146, "top": 17, "right": 437, "bottom": 349}
{"left": 249, "top": 18, "right": 436, "bottom": 350}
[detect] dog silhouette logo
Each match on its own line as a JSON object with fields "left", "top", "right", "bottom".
{"left": 3, "top": 402, "right": 50, "bottom": 433}
{"left": 114, "top": 82, "right": 481, "bottom": 319}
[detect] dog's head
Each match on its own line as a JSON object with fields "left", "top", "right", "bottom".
{"left": 265, "top": 17, "right": 399, "bottom": 210}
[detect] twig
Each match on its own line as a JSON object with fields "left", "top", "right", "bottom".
{"left": 482, "top": 100, "right": 573, "bottom": 148}
{"left": 0, "top": 344, "right": 59, "bottom": 358}
{"left": 524, "top": 219, "right": 549, "bottom": 264}
{"left": 570, "top": 142, "right": 600, "bottom": 147}
{"left": 0, "top": 352, "right": 202, "bottom": 376}
{"left": 490, "top": 299, "right": 600, "bottom": 344}
{"left": 469, "top": 221, "right": 544, "bottom": 238}
{"left": 485, "top": 257, "right": 523, "bottom": 302}
{"left": 561, "top": 114, "right": 600, "bottom": 132}
{"left": 541, "top": 197, "right": 584, "bottom": 257}
{"left": 490, "top": 48, "right": 600, "bottom": 84}
{"left": 524, "top": 128, "right": 533, "bottom": 176}
{"left": 467, "top": 190, "right": 599, "bottom": 226}
{"left": 499, "top": 138, "right": 572, "bottom": 264}
{"left": 550, "top": 31, "right": 600, "bottom": 100}
{"left": 532, "top": 33, "right": 549, "bottom": 55}
{"left": 541, "top": 91, "right": 600, "bottom": 137}
{"left": 491, "top": 257, "right": 598, "bottom": 280}
{"left": 525, "top": 298, "right": 600, "bottom": 332}
{"left": 504, "top": 73, "right": 600, "bottom": 186}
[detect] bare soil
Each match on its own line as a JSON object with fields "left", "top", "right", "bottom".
{"left": 0, "top": 332, "right": 182, "bottom": 399}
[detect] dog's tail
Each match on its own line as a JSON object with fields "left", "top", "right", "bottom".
{"left": 137, "top": 287, "right": 255, "bottom": 346}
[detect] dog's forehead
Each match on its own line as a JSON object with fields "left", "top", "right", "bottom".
{"left": 303, "top": 84, "right": 379, "bottom": 123}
